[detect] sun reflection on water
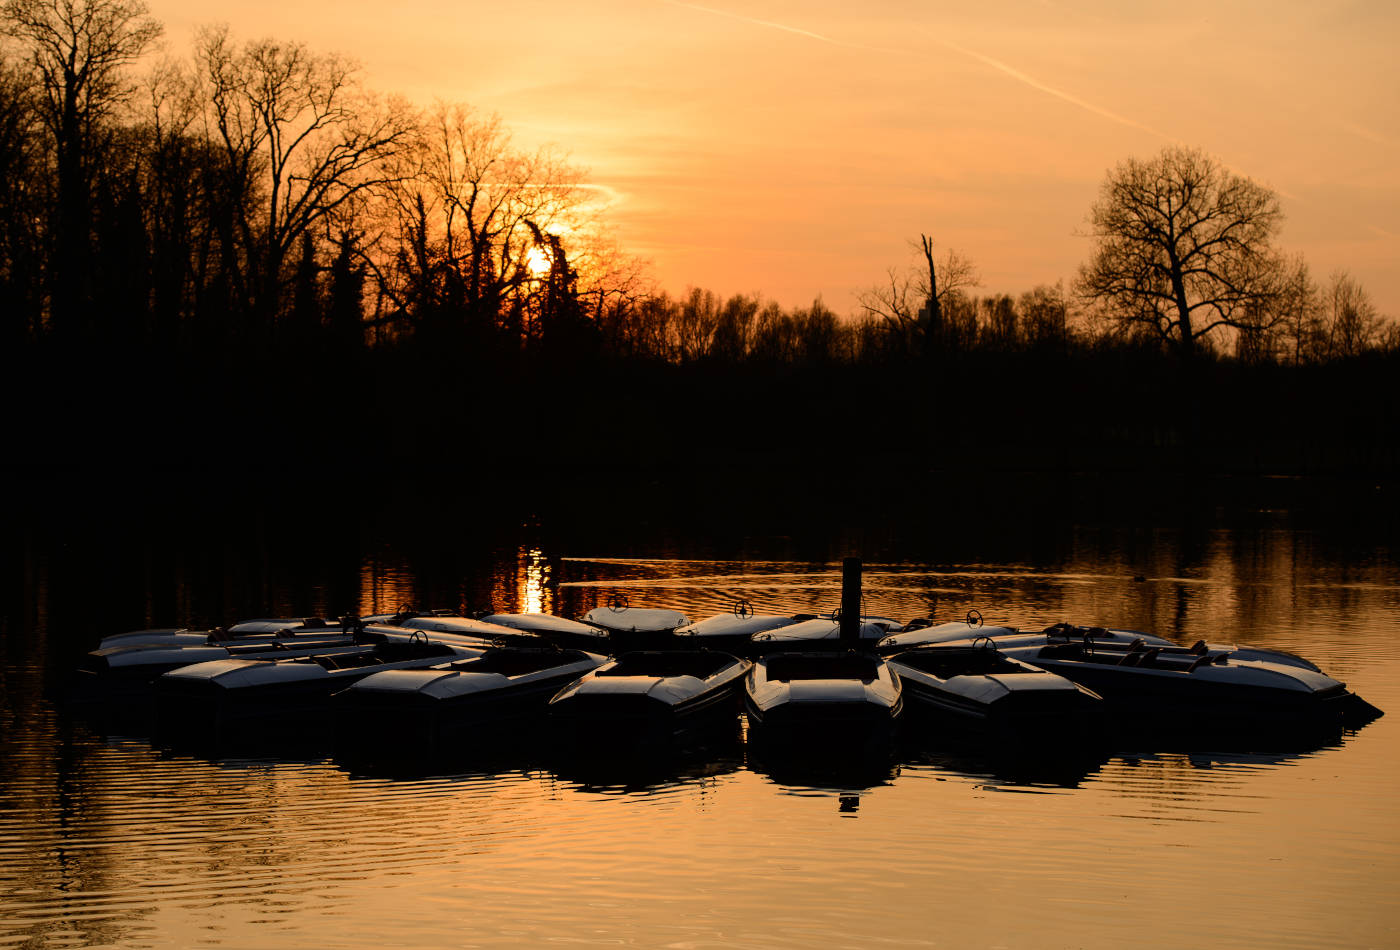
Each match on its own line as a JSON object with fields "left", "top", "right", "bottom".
{"left": 518, "top": 547, "right": 551, "bottom": 615}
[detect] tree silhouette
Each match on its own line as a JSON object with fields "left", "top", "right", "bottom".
{"left": 1077, "top": 146, "right": 1284, "bottom": 360}
{"left": 2, "top": 0, "right": 161, "bottom": 336}
{"left": 0, "top": 55, "right": 43, "bottom": 343}
{"left": 364, "top": 102, "right": 590, "bottom": 349}
{"left": 858, "top": 234, "right": 978, "bottom": 356}
{"left": 1323, "top": 270, "right": 1386, "bottom": 359}
{"left": 195, "top": 26, "right": 417, "bottom": 340}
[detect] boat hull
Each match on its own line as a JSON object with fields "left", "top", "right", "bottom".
{"left": 548, "top": 650, "right": 750, "bottom": 745}
{"left": 888, "top": 646, "right": 1103, "bottom": 744}
{"left": 153, "top": 638, "right": 483, "bottom": 745}
{"left": 1000, "top": 640, "right": 1374, "bottom": 730}
{"left": 69, "top": 637, "right": 366, "bottom": 705}
{"left": 334, "top": 649, "right": 608, "bottom": 759}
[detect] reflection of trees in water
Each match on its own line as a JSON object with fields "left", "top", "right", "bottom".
{"left": 1, "top": 714, "right": 585, "bottom": 943}
{"left": 3, "top": 709, "right": 136, "bottom": 947}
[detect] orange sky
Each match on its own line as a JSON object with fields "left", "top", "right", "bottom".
{"left": 154, "top": 0, "right": 1398, "bottom": 316}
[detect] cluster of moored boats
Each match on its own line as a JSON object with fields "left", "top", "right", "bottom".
{"left": 70, "top": 592, "right": 1382, "bottom": 762}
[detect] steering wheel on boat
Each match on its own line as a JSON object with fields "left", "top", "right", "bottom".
{"left": 966, "top": 609, "right": 983, "bottom": 628}
{"left": 972, "top": 635, "right": 995, "bottom": 652}
{"left": 608, "top": 593, "right": 629, "bottom": 613}
{"left": 733, "top": 599, "right": 754, "bottom": 619}
{"left": 409, "top": 630, "right": 428, "bottom": 648}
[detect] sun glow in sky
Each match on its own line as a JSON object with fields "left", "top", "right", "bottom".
{"left": 154, "top": 0, "right": 1399, "bottom": 314}
{"left": 525, "top": 245, "right": 554, "bottom": 278}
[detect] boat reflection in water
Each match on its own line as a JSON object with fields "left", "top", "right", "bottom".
{"left": 899, "top": 733, "right": 1111, "bottom": 790}
{"left": 550, "top": 715, "right": 745, "bottom": 794}
{"left": 746, "top": 720, "right": 902, "bottom": 795}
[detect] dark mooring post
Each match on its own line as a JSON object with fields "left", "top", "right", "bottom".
{"left": 840, "top": 557, "right": 862, "bottom": 648}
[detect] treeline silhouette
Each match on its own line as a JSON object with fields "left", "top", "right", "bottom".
{"left": 2, "top": 4, "right": 1395, "bottom": 489}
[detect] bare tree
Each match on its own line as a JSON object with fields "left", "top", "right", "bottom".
{"left": 0, "top": 53, "right": 43, "bottom": 341}
{"left": 1077, "top": 146, "right": 1285, "bottom": 360}
{"left": 859, "top": 233, "right": 978, "bottom": 354}
{"left": 364, "top": 101, "right": 598, "bottom": 346}
{"left": 980, "top": 294, "right": 1017, "bottom": 349}
{"left": 194, "top": 26, "right": 418, "bottom": 333}
{"left": 1264, "top": 254, "right": 1322, "bottom": 365}
{"left": 565, "top": 228, "right": 652, "bottom": 336}
{"left": 1018, "top": 282, "right": 1072, "bottom": 349}
{"left": 2, "top": 0, "right": 161, "bottom": 333}
{"left": 1322, "top": 270, "right": 1386, "bottom": 359}
{"left": 708, "top": 292, "right": 759, "bottom": 362}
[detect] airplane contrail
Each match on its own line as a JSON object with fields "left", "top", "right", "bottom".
{"left": 930, "top": 35, "right": 1170, "bottom": 140}
{"left": 1338, "top": 121, "right": 1399, "bottom": 151}
{"left": 660, "top": 2, "right": 1393, "bottom": 247}
{"left": 661, "top": 0, "right": 889, "bottom": 52}
{"left": 663, "top": 2, "right": 1166, "bottom": 138}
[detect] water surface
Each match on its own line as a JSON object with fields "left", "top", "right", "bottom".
{"left": 3, "top": 483, "right": 1397, "bottom": 948}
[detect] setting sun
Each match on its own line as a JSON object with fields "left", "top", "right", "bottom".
{"left": 526, "top": 245, "right": 553, "bottom": 278}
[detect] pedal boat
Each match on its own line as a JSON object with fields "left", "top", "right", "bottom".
{"left": 336, "top": 645, "right": 608, "bottom": 749}
{"left": 580, "top": 597, "right": 691, "bottom": 652}
{"left": 72, "top": 632, "right": 369, "bottom": 702}
{"left": 886, "top": 640, "right": 1102, "bottom": 736}
{"left": 992, "top": 635, "right": 1379, "bottom": 727}
{"left": 879, "top": 616, "right": 1324, "bottom": 672}
{"left": 153, "top": 628, "right": 490, "bottom": 733}
{"left": 752, "top": 616, "right": 902, "bottom": 655}
{"left": 477, "top": 613, "right": 611, "bottom": 652}
{"left": 672, "top": 601, "right": 814, "bottom": 657}
{"left": 877, "top": 611, "right": 1175, "bottom": 656}
{"left": 548, "top": 650, "right": 750, "bottom": 737}
{"left": 744, "top": 651, "right": 903, "bottom": 739}
{"left": 95, "top": 614, "right": 416, "bottom": 650}
{"left": 376, "top": 613, "right": 565, "bottom": 648}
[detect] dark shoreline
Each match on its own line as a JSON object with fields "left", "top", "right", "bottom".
{"left": 8, "top": 340, "right": 1396, "bottom": 487}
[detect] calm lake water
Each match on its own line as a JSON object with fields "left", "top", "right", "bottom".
{"left": 3, "top": 476, "right": 1398, "bottom": 948}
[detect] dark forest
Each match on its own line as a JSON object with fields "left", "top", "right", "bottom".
{"left": 2, "top": 2, "right": 1395, "bottom": 500}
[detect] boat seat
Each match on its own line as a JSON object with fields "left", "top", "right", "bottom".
{"left": 1118, "top": 648, "right": 1154, "bottom": 667}
{"left": 1114, "top": 639, "right": 1149, "bottom": 666}
{"left": 1148, "top": 651, "right": 1200, "bottom": 670}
